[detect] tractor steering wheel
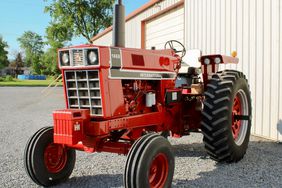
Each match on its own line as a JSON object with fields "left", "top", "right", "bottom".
{"left": 164, "top": 40, "right": 186, "bottom": 58}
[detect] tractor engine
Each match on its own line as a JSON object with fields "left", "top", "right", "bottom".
{"left": 122, "top": 80, "right": 158, "bottom": 115}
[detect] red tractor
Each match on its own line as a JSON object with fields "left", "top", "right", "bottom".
{"left": 24, "top": 1, "right": 252, "bottom": 187}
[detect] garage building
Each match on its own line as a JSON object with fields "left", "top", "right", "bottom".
{"left": 92, "top": 0, "right": 282, "bottom": 142}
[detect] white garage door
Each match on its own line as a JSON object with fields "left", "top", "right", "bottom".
{"left": 145, "top": 5, "right": 184, "bottom": 50}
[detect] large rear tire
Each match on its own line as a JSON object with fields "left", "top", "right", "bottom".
{"left": 24, "top": 127, "right": 76, "bottom": 187}
{"left": 201, "top": 70, "right": 252, "bottom": 162}
{"left": 124, "top": 133, "right": 174, "bottom": 188}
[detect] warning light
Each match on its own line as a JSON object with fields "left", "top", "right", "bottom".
{"left": 231, "top": 51, "right": 237, "bottom": 58}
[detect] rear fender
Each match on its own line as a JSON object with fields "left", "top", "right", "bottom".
{"left": 199, "top": 54, "right": 239, "bottom": 87}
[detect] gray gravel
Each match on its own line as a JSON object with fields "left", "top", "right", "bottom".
{"left": 0, "top": 87, "right": 282, "bottom": 188}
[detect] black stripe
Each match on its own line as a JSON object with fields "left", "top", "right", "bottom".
{"left": 110, "top": 69, "right": 175, "bottom": 80}
{"left": 234, "top": 115, "right": 249, "bottom": 121}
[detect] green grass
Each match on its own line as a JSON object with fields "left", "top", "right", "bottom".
{"left": 0, "top": 79, "right": 63, "bottom": 87}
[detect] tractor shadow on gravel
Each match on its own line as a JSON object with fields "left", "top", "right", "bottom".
{"left": 172, "top": 143, "right": 210, "bottom": 159}
{"left": 56, "top": 174, "right": 124, "bottom": 188}
{"left": 172, "top": 139, "right": 282, "bottom": 187}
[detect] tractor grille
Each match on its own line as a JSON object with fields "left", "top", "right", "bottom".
{"left": 64, "top": 70, "right": 103, "bottom": 116}
{"left": 72, "top": 49, "right": 84, "bottom": 66}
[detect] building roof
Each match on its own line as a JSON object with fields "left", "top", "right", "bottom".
{"left": 91, "top": 0, "right": 162, "bottom": 42}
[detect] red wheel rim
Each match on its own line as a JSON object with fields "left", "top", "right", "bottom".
{"left": 149, "top": 153, "right": 169, "bottom": 188}
{"left": 232, "top": 95, "right": 242, "bottom": 140}
{"left": 44, "top": 143, "right": 67, "bottom": 173}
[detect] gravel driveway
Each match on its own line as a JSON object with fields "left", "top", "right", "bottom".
{"left": 0, "top": 87, "right": 282, "bottom": 188}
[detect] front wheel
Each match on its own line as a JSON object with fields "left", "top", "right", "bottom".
{"left": 124, "top": 133, "right": 175, "bottom": 188}
{"left": 24, "top": 127, "right": 76, "bottom": 187}
{"left": 201, "top": 70, "right": 252, "bottom": 162}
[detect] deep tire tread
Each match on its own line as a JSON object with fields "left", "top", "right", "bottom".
{"left": 201, "top": 70, "right": 252, "bottom": 163}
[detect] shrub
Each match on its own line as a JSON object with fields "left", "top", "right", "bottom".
{"left": 4, "top": 75, "right": 14, "bottom": 81}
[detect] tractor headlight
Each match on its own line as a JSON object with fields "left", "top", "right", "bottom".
{"left": 61, "top": 51, "right": 70, "bottom": 66}
{"left": 204, "top": 58, "right": 211, "bottom": 65}
{"left": 87, "top": 50, "right": 98, "bottom": 65}
{"left": 214, "top": 57, "right": 221, "bottom": 64}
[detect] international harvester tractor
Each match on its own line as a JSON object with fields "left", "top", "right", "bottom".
{"left": 24, "top": 1, "right": 252, "bottom": 187}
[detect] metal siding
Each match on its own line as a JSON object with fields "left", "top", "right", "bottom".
{"left": 188, "top": 0, "right": 194, "bottom": 49}
{"left": 279, "top": 0, "right": 282, "bottom": 141}
{"left": 271, "top": 0, "right": 280, "bottom": 139}
{"left": 236, "top": 0, "right": 243, "bottom": 72}
{"left": 225, "top": 0, "right": 231, "bottom": 70}
{"left": 262, "top": 0, "right": 271, "bottom": 138}
{"left": 203, "top": 0, "right": 208, "bottom": 54}
{"left": 230, "top": 0, "right": 237, "bottom": 70}
{"left": 211, "top": 0, "right": 216, "bottom": 53}
{"left": 215, "top": 0, "right": 220, "bottom": 53}
{"left": 94, "top": 31, "right": 112, "bottom": 46}
{"left": 186, "top": 0, "right": 282, "bottom": 141}
{"left": 221, "top": 0, "right": 226, "bottom": 55}
{"left": 249, "top": 0, "right": 257, "bottom": 135}
{"left": 205, "top": 0, "right": 211, "bottom": 55}
{"left": 243, "top": 0, "right": 250, "bottom": 79}
{"left": 145, "top": 5, "right": 184, "bottom": 49}
{"left": 256, "top": 0, "right": 264, "bottom": 137}
{"left": 197, "top": 0, "right": 200, "bottom": 49}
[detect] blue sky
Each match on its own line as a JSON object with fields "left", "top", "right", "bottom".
{"left": 0, "top": 0, "right": 148, "bottom": 59}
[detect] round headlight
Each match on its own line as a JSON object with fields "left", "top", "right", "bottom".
{"left": 61, "top": 53, "right": 69, "bottom": 66}
{"left": 88, "top": 51, "right": 97, "bottom": 65}
{"left": 214, "top": 57, "right": 221, "bottom": 64}
{"left": 204, "top": 58, "right": 211, "bottom": 65}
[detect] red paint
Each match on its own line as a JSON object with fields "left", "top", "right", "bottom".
{"left": 53, "top": 109, "right": 89, "bottom": 145}
{"left": 199, "top": 54, "right": 239, "bottom": 88}
{"left": 232, "top": 95, "right": 242, "bottom": 140}
{"left": 44, "top": 143, "right": 67, "bottom": 173}
{"left": 120, "top": 48, "right": 176, "bottom": 72}
{"left": 132, "top": 54, "right": 145, "bottom": 66}
{"left": 149, "top": 153, "right": 169, "bottom": 188}
{"left": 159, "top": 57, "right": 170, "bottom": 66}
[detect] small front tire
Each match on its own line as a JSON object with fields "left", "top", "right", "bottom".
{"left": 24, "top": 127, "right": 76, "bottom": 187}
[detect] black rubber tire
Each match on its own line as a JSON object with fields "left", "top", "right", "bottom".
{"left": 201, "top": 70, "right": 252, "bottom": 162}
{"left": 160, "top": 131, "right": 170, "bottom": 138}
{"left": 24, "top": 127, "right": 76, "bottom": 187}
{"left": 124, "top": 133, "right": 175, "bottom": 188}
{"left": 24, "top": 127, "right": 52, "bottom": 185}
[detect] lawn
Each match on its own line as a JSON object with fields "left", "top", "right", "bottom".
{"left": 0, "top": 79, "right": 62, "bottom": 87}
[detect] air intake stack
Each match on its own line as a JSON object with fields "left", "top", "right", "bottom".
{"left": 113, "top": 0, "right": 125, "bottom": 47}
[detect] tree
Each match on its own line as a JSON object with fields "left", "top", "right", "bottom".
{"left": 40, "top": 48, "right": 61, "bottom": 76}
{"left": 17, "top": 31, "right": 44, "bottom": 74}
{"left": 0, "top": 36, "right": 9, "bottom": 69}
{"left": 41, "top": 24, "right": 70, "bottom": 76}
{"left": 44, "top": 0, "right": 115, "bottom": 43}
{"left": 46, "top": 23, "right": 73, "bottom": 48}
{"left": 10, "top": 52, "right": 24, "bottom": 76}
